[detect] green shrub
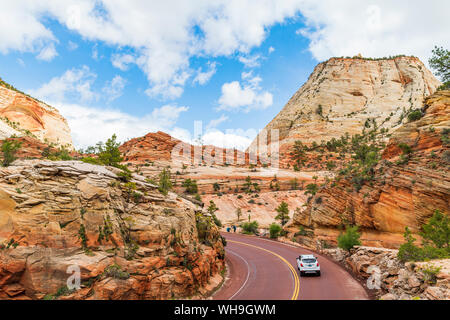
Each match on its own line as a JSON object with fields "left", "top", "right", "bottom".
{"left": 429, "top": 46, "right": 449, "bottom": 91}
{"left": 305, "top": 183, "right": 318, "bottom": 196}
{"left": 269, "top": 223, "right": 282, "bottom": 239}
{"left": 398, "top": 143, "right": 412, "bottom": 154}
{"left": 241, "top": 221, "right": 259, "bottom": 235}
{"left": 420, "top": 210, "right": 449, "bottom": 250}
{"left": 407, "top": 110, "right": 423, "bottom": 122}
{"left": 158, "top": 168, "right": 172, "bottom": 196}
{"left": 103, "top": 264, "right": 130, "bottom": 280}
{"left": 1, "top": 140, "right": 22, "bottom": 166}
{"left": 398, "top": 210, "right": 450, "bottom": 262}
{"left": 421, "top": 265, "right": 442, "bottom": 284}
{"left": 294, "top": 226, "right": 308, "bottom": 237}
{"left": 81, "top": 156, "right": 102, "bottom": 165}
{"left": 337, "top": 225, "right": 361, "bottom": 251}
{"left": 398, "top": 227, "right": 424, "bottom": 262}
{"left": 207, "top": 201, "right": 222, "bottom": 227}
{"left": 182, "top": 178, "right": 198, "bottom": 194}
{"left": 275, "top": 201, "right": 290, "bottom": 225}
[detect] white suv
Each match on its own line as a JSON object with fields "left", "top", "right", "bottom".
{"left": 296, "top": 254, "right": 321, "bottom": 276}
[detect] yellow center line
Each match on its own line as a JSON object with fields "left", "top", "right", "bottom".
{"left": 228, "top": 240, "right": 300, "bottom": 300}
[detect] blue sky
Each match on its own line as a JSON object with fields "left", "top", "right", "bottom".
{"left": 0, "top": 1, "right": 448, "bottom": 150}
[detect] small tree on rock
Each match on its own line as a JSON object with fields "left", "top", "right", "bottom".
{"left": 275, "top": 201, "right": 290, "bottom": 226}
{"left": 337, "top": 225, "right": 361, "bottom": 251}
{"left": 1, "top": 140, "right": 22, "bottom": 167}
{"left": 158, "top": 168, "right": 172, "bottom": 196}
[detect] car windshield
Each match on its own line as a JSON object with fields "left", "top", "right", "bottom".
{"left": 302, "top": 259, "right": 316, "bottom": 263}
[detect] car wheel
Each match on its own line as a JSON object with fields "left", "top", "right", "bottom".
{"left": 317, "top": 271, "right": 321, "bottom": 276}
{"left": 300, "top": 271, "right": 304, "bottom": 277}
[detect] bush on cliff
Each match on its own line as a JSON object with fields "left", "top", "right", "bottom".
{"left": 407, "top": 110, "right": 423, "bottom": 122}
{"left": 158, "top": 168, "right": 172, "bottom": 196}
{"left": 1, "top": 140, "right": 22, "bottom": 167}
{"left": 337, "top": 225, "right": 361, "bottom": 251}
{"left": 429, "top": 46, "right": 449, "bottom": 91}
{"left": 275, "top": 201, "right": 290, "bottom": 225}
{"left": 81, "top": 134, "right": 123, "bottom": 167}
{"left": 269, "top": 223, "right": 282, "bottom": 239}
{"left": 182, "top": 178, "right": 198, "bottom": 194}
{"left": 398, "top": 210, "right": 450, "bottom": 262}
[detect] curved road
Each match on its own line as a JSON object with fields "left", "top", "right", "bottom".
{"left": 213, "top": 233, "right": 368, "bottom": 300}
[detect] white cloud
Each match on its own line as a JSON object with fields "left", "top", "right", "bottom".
{"left": 268, "top": 46, "right": 275, "bottom": 54}
{"left": 30, "top": 65, "right": 98, "bottom": 102}
{"left": 238, "top": 54, "right": 261, "bottom": 68}
{"left": 297, "top": 0, "right": 450, "bottom": 65}
{"left": 102, "top": 75, "right": 127, "bottom": 102}
{"left": 206, "top": 114, "right": 228, "bottom": 130}
{"left": 92, "top": 44, "right": 99, "bottom": 60}
{"left": 111, "top": 53, "right": 136, "bottom": 71}
{"left": 218, "top": 72, "right": 273, "bottom": 112}
{"left": 37, "top": 43, "right": 58, "bottom": 61}
{"left": 201, "top": 129, "right": 257, "bottom": 151}
{"left": 193, "top": 62, "right": 217, "bottom": 85}
{"left": 54, "top": 102, "right": 188, "bottom": 148}
{"left": 68, "top": 41, "right": 78, "bottom": 51}
{"left": 0, "top": 1, "right": 305, "bottom": 100}
{"left": 17, "top": 58, "right": 25, "bottom": 67}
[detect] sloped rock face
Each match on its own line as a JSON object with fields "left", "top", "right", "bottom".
{"left": 288, "top": 91, "right": 449, "bottom": 249}
{"left": 0, "top": 81, "right": 73, "bottom": 149}
{"left": 0, "top": 160, "right": 224, "bottom": 300}
{"left": 250, "top": 56, "right": 441, "bottom": 158}
{"left": 119, "top": 131, "right": 256, "bottom": 167}
{"left": 323, "top": 246, "right": 450, "bottom": 300}
{"left": 119, "top": 131, "right": 186, "bottom": 164}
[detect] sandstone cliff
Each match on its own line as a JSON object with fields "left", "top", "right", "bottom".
{"left": 249, "top": 56, "right": 441, "bottom": 160}
{"left": 324, "top": 246, "right": 449, "bottom": 300}
{"left": 0, "top": 160, "right": 224, "bottom": 300}
{"left": 0, "top": 78, "right": 73, "bottom": 149}
{"left": 288, "top": 91, "right": 449, "bottom": 249}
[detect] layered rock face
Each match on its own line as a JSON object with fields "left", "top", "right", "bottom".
{"left": 0, "top": 160, "right": 224, "bottom": 300}
{"left": 288, "top": 91, "right": 449, "bottom": 248}
{"left": 249, "top": 56, "right": 441, "bottom": 160}
{"left": 324, "top": 246, "right": 450, "bottom": 300}
{"left": 0, "top": 80, "right": 73, "bottom": 149}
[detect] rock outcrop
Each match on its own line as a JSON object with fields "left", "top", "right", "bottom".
{"left": 0, "top": 78, "right": 73, "bottom": 149}
{"left": 0, "top": 160, "right": 224, "bottom": 300}
{"left": 288, "top": 91, "right": 450, "bottom": 248}
{"left": 249, "top": 56, "right": 441, "bottom": 163}
{"left": 323, "top": 246, "right": 450, "bottom": 300}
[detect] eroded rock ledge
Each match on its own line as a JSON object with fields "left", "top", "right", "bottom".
{"left": 323, "top": 246, "right": 449, "bottom": 300}
{"left": 0, "top": 160, "right": 225, "bottom": 300}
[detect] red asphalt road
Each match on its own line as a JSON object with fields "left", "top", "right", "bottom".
{"left": 213, "top": 233, "right": 368, "bottom": 300}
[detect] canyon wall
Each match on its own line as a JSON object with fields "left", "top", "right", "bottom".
{"left": 288, "top": 91, "right": 449, "bottom": 249}
{"left": 0, "top": 160, "right": 224, "bottom": 300}
{"left": 249, "top": 56, "right": 441, "bottom": 160}
{"left": 0, "top": 79, "right": 73, "bottom": 149}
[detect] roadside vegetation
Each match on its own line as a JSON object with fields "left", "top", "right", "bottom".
{"left": 337, "top": 225, "right": 362, "bottom": 251}
{"left": 241, "top": 221, "right": 259, "bottom": 235}
{"left": 275, "top": 201, "right": 290, "bottom": 226}
{"left": 269, "top": 223, "right": 282, "bottom": 239}
{"left": 398, "top": 210, "right": 450, "bottom": 262}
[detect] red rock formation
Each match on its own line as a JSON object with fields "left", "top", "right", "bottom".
{"left": 288, "top": 91, "right": 450, "bottom": 249}
{"left": 0, "top": 160, "right": 224, "bottom": 300}
{"left": 250, "top": 56, "right": 441, "bottom": 162}
{"left": 0, "top": 79, "right": 73, "bottom": 149}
